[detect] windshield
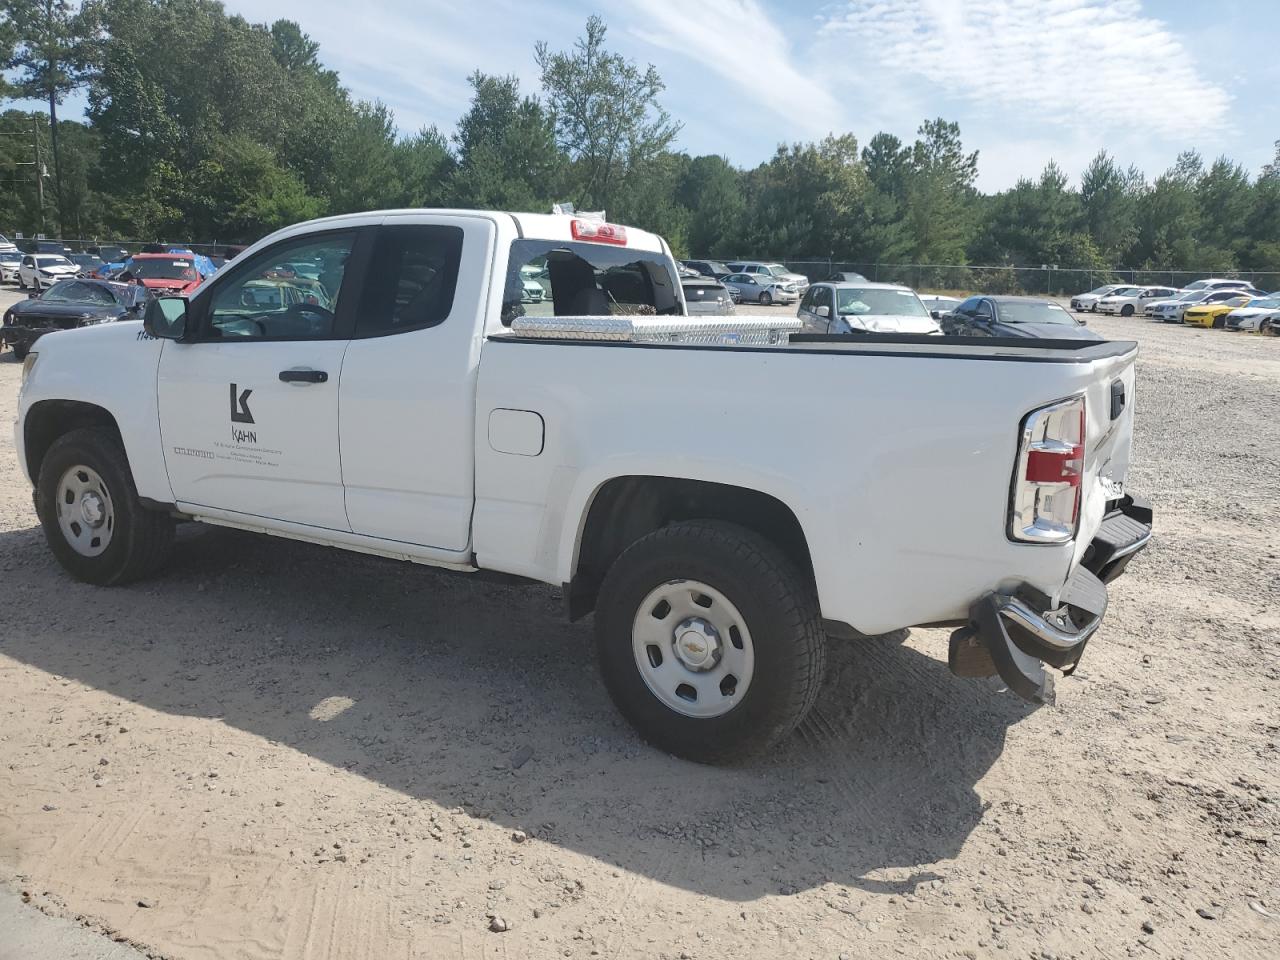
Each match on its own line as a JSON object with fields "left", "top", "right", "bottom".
{"left": 131, "top": 258, "right": 199, "bottom": 280}
{"left": 36, "top": 255, "right": 72, "bottom": 268}
{"left": 41, "top": 280, "right": 119, "bottom": 304}
{"left": 836, "top": 287, "right": 929, "bottom": 317}
{"left": 1183, "top": 280, "right": 1209, "bottom": 290}
{"left": 1108, "top": 287, "right": 1139, "bottom": 296}
{"left": 765, "top": 264, "right": 790, "bottom": 276}
{"left": 1244, "top": 296, "right": 1280, "bottom": 309}
{"left": 1177, "top": 291, "right": 1205, "bottom": 302}
{"left": 1089, "top": 286, "right": 1117, "bottom": 295}
{"left": 998, "top": 300, "right": 1076, "bottom": 324}
{"left": 0, "top": 251, "right": 20, "bottom": 262}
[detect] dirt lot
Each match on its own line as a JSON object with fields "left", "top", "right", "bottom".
{"left": 1, "top": 293, "right": 1277, "bottom": 960}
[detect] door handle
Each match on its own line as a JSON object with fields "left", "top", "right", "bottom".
{"left": 279, "top": 368, "right": 328, "bottom": 384}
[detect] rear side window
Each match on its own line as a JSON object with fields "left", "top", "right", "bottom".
{"left": 356, "top": 225, "right": 464, "bottom": 337}
{"left": 501, "top": 239, "right": 680, "bottom": 325}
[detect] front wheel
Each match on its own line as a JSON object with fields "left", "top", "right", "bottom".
{"left": 594, "top": 520, "right": 826, "bottom": 763}
{"left": 11, "top": 341, "right": 28, "bottom": 361}
{"left": 1121, "top": 304, "right": 1135, "bottom": 317}
{"left": 760, "top": 291, "right": 773, "bottom": 306}
{"left": 36, "top": 428, "right": 174, "bottom": 586}
{"left": 17, "top": 274, "right": 26, "bottom": 290}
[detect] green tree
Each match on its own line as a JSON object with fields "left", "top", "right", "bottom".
{"left": 450, "top": 71, "right": 561, "bottom": 210}
{"left": 2, "top": 0, "right": 99, "bottom": 234}
{"left": 676, "top": 154, "right": 745, "bottom": 257}
{"left": 902, "top": 119, "right": 978, "bottom": 263}
{"left": 535, "top": 15, "right": 680, "bottom": 212}
{"left": 1079, "top": 150, "right": 1144, "bottom": 263}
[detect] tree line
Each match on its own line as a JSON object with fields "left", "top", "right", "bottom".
{"left": 2, "top": 0, "right": 1279, "bottom": 277}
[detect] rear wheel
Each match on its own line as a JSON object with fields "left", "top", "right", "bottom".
{"left": 594, "top": 520, "right": 826, "bottom": 763}
{"left": 760, "top": 291, "right": 773, "bottom": 306}
{"left": 36, "top": 428, "right": 174, "bottom": 586}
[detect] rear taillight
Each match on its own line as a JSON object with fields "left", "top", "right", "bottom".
{"left": 570, "top": 219, "right": 627, "bottom": 245}
{"left": 1009, "top": 396, "right": 1085, "bottom": 543}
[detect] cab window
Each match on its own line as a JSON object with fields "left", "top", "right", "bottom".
{"left": 201, "top": 232, "right": 357, "bottom": 340}
{"left": 501, "top": 239, "right": 679, "bottom": 325}
{"left": 355, "top": 225, "right": 464, "bottom": 337}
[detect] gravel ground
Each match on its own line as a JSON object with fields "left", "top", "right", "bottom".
{"left": 1, "top": 290, "right": 1277, "bottom": 960}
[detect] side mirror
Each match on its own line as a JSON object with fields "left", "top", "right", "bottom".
{"left": 27, "top": 291, "right": 37, "bottom": 299}
{"left": 816, "top": 305, "right": 830, "bottom": 318}
{"left": 931, "top": 310, "right": 942, "bottom": 320}
{"left": 144, "top": 296, "right": 189, "bottom": 340}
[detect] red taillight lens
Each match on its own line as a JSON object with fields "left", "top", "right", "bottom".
{"left": 570, "top": 219, "right": 627, "bottom": 245}
{"left": 1010, "top": 398, "right": 1086, "bottom": 543}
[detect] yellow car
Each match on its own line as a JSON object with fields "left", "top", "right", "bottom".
{"left": 1183, "top": 294, "right": 1254, "bottom": 328}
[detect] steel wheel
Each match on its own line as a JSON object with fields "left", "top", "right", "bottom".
{"left": 54, "top": 463, "right": 115, "bottom": 557}
{"left": 631, "top": 579, "right": 755, "bottom": 719}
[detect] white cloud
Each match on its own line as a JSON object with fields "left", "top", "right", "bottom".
{"left": 621, "top": 0, "right": 845, "bottom": 136}
{"left": 820, "top": 0, "right": 1231, "bottom": 138}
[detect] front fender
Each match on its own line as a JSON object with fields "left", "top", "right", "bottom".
{"left": 17, "top": 321, "right": 173, "bottom": 502}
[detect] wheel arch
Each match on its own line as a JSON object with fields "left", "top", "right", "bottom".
{"left": 563, "top": 475, "right": 815, "bottom": 621}
{"left": 23, "top": 400, "right": 127, "bottom": 487}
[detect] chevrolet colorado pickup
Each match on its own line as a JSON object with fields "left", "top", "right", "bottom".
{"left": 14, "top": 209, "right": 1152, "bottom": 762}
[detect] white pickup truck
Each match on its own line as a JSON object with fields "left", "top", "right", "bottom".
{"left": 14, "top": 210, "right": 1152, "bottom": 762}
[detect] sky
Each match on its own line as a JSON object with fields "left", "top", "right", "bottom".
{"left": 11, "top": 0, "right": 1279, "bottom": 191}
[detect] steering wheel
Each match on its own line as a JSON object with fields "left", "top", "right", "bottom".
{"left": 284, "top": 301, "right": 334, "bottom": 332}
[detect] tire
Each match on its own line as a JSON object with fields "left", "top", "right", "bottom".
{"left": 594, "top": 520, "right": 826, "bottom": 763}
{"left": 760, "top": 291, "right": 773, "bottom": 306}
{"left": 11, "top": 341, "right": 28, "bottom": 361}
{"left": 1121, "top": 304, "right": 1134, "bottom": 317}
{"left": 35, "top": 427, "right": 174, "bottom": 586}
{"left": 17, "top": 273, "right": 26, "bottom": 290}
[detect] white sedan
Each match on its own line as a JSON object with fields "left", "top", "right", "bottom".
{"left": 17, "top": 253, "right": 80, "bottom": 292}
{"left": 1223, "top": 295, "right": 1280, "bottom": 332}
{"left": 1070, "top": 284, "right": 1133, "bottom": 312}
{"left": 1096, "top": 286, "right": 1180, "bottom": 317}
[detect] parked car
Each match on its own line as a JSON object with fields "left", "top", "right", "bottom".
{"left": 17, "top": 253, "right": 80, "bottom": 291}
{"left": 1222, "top": 296, "right": 1280, "bottom": 332}
{"left": 941, "top": 296, "right": 1102, "bottom": 340}
{"left": 2, "top": 278, "right": 148, "bottom": 359}
{"left": 14, "top": 207, "right": 1150, "bottom": 762}
{"left": 68, "top": 253, "right": 106, "bottom": 277}
{"left": 519, "top": 263, "right": 547, "bottom": 303}
{"left": 681, "top": 273, "right": 735, "bottom": 316}
{"left": 827, "top": 271, "right": 869, "bottom": 283}
{"left": 1071, "top": 284, "right": 1135, "bottom": 312}
{"left": 1183, "top": 294, "right": 1254, "bottom": 329}
{"left": 726, "top": 261, "right": 810, "bottom": 292}
{"left": 0, "top": 232, "right": 18, "bottom": 253}
{"left": 88, "top": 245, "right": 130, "bottom": 265}
{"left": 721, "top": 271, "right": 797, "bottom": 305}
{"left": 1096, "top": 286, "right": 1180, "bottom": 317}
{"left": 114, "top": 253, "right": 210, "bottom": 296}
{"left": 1182, "top": 278, "right": 1261, "bottom": 294}
{"left": 918, "top": 294, "right": 962, "bottom": 316}
{"left": 797, "top": 282, "right": 941, "bottom": 335}
{"left": 1149, "top": 289, "right": 1246, "bottom": 324}
{"left": 681, "top": 259, "right": 733, "bottom": 279}
{"left": 0, "top": 249, "right": 22, "bottom": 283}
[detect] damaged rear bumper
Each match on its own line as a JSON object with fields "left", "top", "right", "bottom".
{"left": 949, "top": 495, "right": 1153, "bottom": 704}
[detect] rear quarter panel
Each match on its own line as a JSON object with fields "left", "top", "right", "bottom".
{"left": 473, "top": 339, "right": 1138, "bottom": 634}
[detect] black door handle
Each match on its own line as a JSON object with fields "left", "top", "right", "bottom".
{"left": 279, "top": 369, "right": 328, "bottom": 384}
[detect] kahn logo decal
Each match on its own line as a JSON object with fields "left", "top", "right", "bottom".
{"left": 229, "top": 383, "right": 255, "bottom": 424}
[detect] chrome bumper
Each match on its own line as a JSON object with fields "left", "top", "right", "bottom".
{"left": 949, "top": 494, "right": 1153, "bottom": 704}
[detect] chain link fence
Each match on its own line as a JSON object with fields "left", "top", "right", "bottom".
{"left": 8, "top": 235, "right": 241, "bottom": 259}
{"left": 752, "top": 260, "right": 1280, "bottom": 297}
